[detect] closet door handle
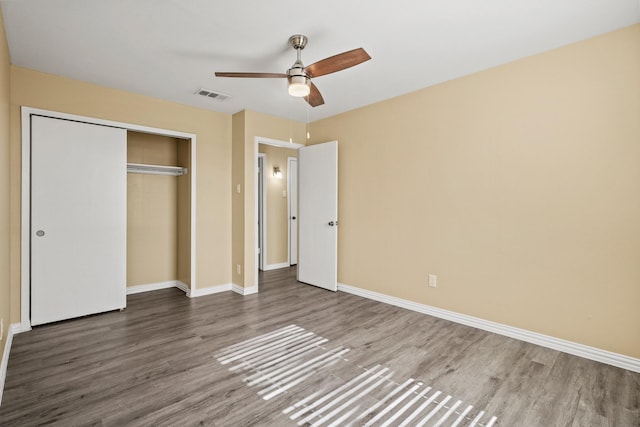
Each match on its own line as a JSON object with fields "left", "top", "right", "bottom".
{"left": 36, "top": 230, "right": 46, "bottom": 237}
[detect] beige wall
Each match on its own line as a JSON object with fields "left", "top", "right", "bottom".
{"left": 231, "top": 111, "right": 246, "bottom": 286}
{"left": 310, "top": 25, "right": 640, "bottom": 358}
{"left": 232, "top": 110, "right": 305, "bottom": 287}
{"left": 127, "top": 131, "right": 181, "bottom": 287}
{"left": 258, "top": 145, "right": 298, "bottom": 266}
{"left": 0, "top": 8, "right": 11, "bottom": 357}
{"left": 9, "top": 67, "right": 232, "bottom": 322}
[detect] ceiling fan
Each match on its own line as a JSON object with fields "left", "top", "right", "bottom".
{"left": 215, "top": 35, "right": 371, "bottom": 107}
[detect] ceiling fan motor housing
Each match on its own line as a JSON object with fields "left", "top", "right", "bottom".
{"left": 287, "top": 67, "right": 310, "bottom": 97}
{"left": 287, "top": 67, "right": 307, "bottom": 79}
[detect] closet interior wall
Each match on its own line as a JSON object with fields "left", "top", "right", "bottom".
{"left": 127, "top": 131, "right": 191, "bottom": 289}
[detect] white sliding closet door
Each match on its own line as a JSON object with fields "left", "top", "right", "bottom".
{"left": 31, "top": 116, "right": 127, "bottom": 326}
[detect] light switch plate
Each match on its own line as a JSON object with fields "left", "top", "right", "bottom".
{"left": 428, "top": 274, "right": 437, "bottom": 288}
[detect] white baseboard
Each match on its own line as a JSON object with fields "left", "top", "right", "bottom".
{"left": 9, "top": 324, "right": 29, "bottom": 335}
{"left": 232, "top": 284, "right": 258, "bottom": 296}
{"left": 127, "top": 280, "right": 190, "bottom": 296}
{"left": 189, "top": 283, "right": 232, "bottom": 298}
{"left": 125, "top": 280, "right": 258, "bottom": 299}
{"left": 174, "top": 281, "right": 190, "bottom": 294}
{"left": 338, "top": 283, "right": 640, "bottom": 373}
{"left": 263, "top": 263, "right": 290, "bottom": 271}
{"left": 18, "top": 322, "right": 31, "bottom": 334}
{"left": 1, "top": 323, "right": 24, "bottom": 406}
{"left": 126, "top": 281, "right": 179, "bottom": 295}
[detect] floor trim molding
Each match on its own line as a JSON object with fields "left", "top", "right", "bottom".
{"left": 126, "top": 281, "right": 179, "bottom": 295}
{"left": 262, "top": 263, "right": 290, "bottom": 271}
{"left": 189, "top": 283, "right": 232, "bottom": 298}
{"left": 232, "top": 284, "right": 258, "bottom": 296}
{"left": 1, "top": 323, "right": 23, "bottom": 406}
{"left": 338, "top": 283, "right": 640, "bottom": 373}
{"left": 125, "top": 281, "right": 259, "bottom": 298}
{"left": 174, "top": 281, "right": 190, "bottom": 295}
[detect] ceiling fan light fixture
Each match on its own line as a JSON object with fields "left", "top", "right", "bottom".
{"left": 215, "top": 34, "right": 370, "bottom": 107}
{"left": 288, "top": 75, "right": 311, "bottom": 97}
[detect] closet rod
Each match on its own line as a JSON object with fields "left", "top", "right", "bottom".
{"left": 127, "top": 163, "right": 187, "bottom": 176}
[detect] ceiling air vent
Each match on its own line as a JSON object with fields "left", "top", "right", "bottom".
{"left": 194, "top": 88, "right": 230, "bottom": 101}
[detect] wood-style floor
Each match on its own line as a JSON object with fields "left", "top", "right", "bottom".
{"left": 0, "top": 267, "right": 638, "bottom": 426}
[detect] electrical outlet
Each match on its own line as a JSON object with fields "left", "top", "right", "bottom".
{"left": 428, "top": 274, "right": 437, "bottom": 288}
{"left": 237, "top": 264, "right": 242, "bottom": 275}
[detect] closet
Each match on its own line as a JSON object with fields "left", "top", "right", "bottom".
{"left": 126, "top": 131, "right": 191, "bottom": 290}
{"left": 29, "top": 114, "right": 191, "bottom": 326}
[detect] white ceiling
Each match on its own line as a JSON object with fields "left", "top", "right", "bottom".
{"left": 2, "top": 0, "right": 639, "bottom": 122}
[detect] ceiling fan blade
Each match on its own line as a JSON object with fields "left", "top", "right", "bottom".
{"left": 305, "top": 48, "right": 371, "bottom": 78}
{"left": 305, "top": 82, "right": 325, "bottom": 107}
{"left": 215, "top": 72, "right": 287, "bottom": 78}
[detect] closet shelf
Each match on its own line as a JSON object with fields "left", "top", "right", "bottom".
{"left": 127, "top": 163, "right": 187, "bottom": 176}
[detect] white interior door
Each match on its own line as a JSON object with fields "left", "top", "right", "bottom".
{"left": 288, "top": 157, "right": 298, "bottom": 265}
{"left": 297, "top": 141, "right": 338, "bottom": 291}
{"left": 31, "top": 116, "right": 127, "bottom": 326}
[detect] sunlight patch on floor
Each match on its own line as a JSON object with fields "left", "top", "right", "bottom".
{"left": 216, "top": 324, "right": 497, "bottom": 426}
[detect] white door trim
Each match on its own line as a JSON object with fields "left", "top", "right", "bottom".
{"left": 254, "top": 137, "right": 303, "bottom": 290}
{"left": 21, "top": 106, "right": 198, "bottom": 330}
{"left": 257, "top": 153, "right": 267, "bottom": 271}
{"left": 287, "top": 156, "right": 298, "bottom": 266}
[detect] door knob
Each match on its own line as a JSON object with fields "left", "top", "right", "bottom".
{"left": 328, "top": 221, "right": 338, "bottom": 226}
{"left": 36, "top": 230, "right": 45, "bottom": 237}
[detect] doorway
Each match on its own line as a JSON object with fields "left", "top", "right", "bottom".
{"left": 126, "top": 132, "right": 191, "bottom": 291}
{"left": 254, "top": 138, "right": 303, "bottom": 288}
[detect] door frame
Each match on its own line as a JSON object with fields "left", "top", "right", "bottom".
{"left": 287, "top": 156, "right": 298, "bottom": 266}
{"left": 254, "top": 137, "right": 303, "bottom": 290}
{"left": 257, "top": 153, "right": 267, "bottom": 271}
{"left": 21, "top": 107, "right": 198, "bottom": 331}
